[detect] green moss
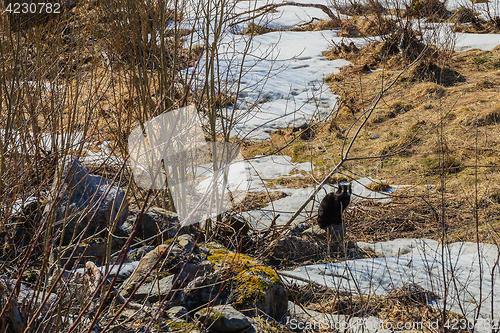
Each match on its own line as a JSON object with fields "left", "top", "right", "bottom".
{"left": 233, "top": 265, "right": 280, "bottom": 308}
{"left": 209, "top": 311, "right": 225, "bottom": 322}
{"left": 207, "top": 251, "right": 254, "bottom": 269}
{"left": 168, "top": 320, "right": 199, "bottom": 331}
{"left": 197, "top": 308, "right": 225, "bottom": 322}
{"left": 163, "top": 238, "right": 174, "bottom": 245}
{"left": 205, "top": 247, "right": 282, "bottom": 311}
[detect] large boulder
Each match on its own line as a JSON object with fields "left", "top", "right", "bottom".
{"left": 183, "top": 247, "right": 288, "bottom": 321}
{"left": 44, "top": 156, "right": 128, "bottom": 244}
{"left": 231, "top": 263, "right": 288, "bottom": 320}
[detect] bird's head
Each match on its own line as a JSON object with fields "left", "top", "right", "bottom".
{"left": 336, "top": 183, "right": 351, "bottom": 197}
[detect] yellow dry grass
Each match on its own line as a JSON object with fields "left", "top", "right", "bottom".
{"left": 242, "top": 43, "right": 500, "bottom": 244}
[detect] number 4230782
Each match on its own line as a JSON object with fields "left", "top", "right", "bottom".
{"left": 6, "top": 2, "right": 61, "bottom": 14}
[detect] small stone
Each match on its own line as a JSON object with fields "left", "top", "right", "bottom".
{"left": 178, "top": 260, "right": 212, "bottom": 282}
{"left": 195, "top": 305, "right": 253, "bottom": 332}
{"left": 134, "top": 274, "right": 175, "bottom": 302}
{"left": 302, "top": 225, "right": 327, "bottom": 239}
{"left": 166, "top": 306, "right": 188, "bottom": 319}
{"left": 127, "top": 246, "right": 155, "bottom": 262}
{"left": 290, "top": 222, "right": 310, "bottom": 236}
{"left": 177, "top": 234, "right": 195, "bottom": 253}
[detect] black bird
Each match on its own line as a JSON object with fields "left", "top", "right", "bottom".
{"left": 317, "top": 183, "right": 351, "bottom": 229}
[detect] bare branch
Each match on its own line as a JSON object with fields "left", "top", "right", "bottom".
{"left": 229, "top": 2, "right": 340, "bottom": 28}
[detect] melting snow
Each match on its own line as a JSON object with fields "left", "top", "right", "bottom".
{"left": 282, "top": 238, "right": 500, "bottom": 332}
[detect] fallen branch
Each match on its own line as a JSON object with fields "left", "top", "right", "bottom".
{"left": 229, "top": 2, "right": 340, "bottom": 28}
{"left": 85, "top": 262, "right": 148, "bottom": 311}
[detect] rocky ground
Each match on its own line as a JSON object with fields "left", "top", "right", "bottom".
{"left": 2, "top": 153, "right": 472, "bottom": 332}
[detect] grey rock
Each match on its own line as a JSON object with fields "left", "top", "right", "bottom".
{"left": 127, "top": 245, "right": 155, "bottom": 261}
{"left": 180, "top": 270, "right": 229, "bottom": 310}
{"left": 120, "top": 242, "right": 213, "bottom": 299}
{"left": 134, "top": 274, "right": 176, "bottom": 302}
{"left": 131, "top": 207, "right": 181, "bottom": 241}
{"left": 196, "top": 305, "right": 253, "bottom": 332}
{"left": 236, "top": 269, "right": 288, "bottom": 321}
{"left": 177, "top": 234, "right": 195, "bottom": 253}
{"left": 166, "top": 306, "right": 188, "bottom": 319}
{"left": 290, "top": 222, "right": 310, "bottom": 236}
{"left": 120, "top": 244, "right": 171, "bottom": 297}
{"left": 119, "top": 217, "right": 134, "bottom": 235}
{"left": 181, "top": 244, "right": 288, "bottom": 321}
{"left": 6, "top": 279, "right": 58, "bottom": 313}
{"left": 182, "top": 262, "right": 287, "bottom": 322}
{"left": 178, "top": 260, "right": 212, "bottom": 282}
{"left": 44, "top": 156, "right": 128, "bottom": 244}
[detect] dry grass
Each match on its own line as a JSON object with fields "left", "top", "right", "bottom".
{"left": 230, "top": 191, "right": 289, "bottom": 212}
{"left": 366, "top": 181, "right": 391, "bottom": 192}
{"left": 243, "top": 43, "right": 500, "bottom": 244}
{"left": 346, "top": 190, "right": 500, "bottom": 244}
{"left": 288, "top": 19, "right": 340, "bottom": 32}
{"left": 287, "top": 281, "right": 469, "bottom": 332}
{"left": 337, "top": 15, "right": 397, "bottom": 37}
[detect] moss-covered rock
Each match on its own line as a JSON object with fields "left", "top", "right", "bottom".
{"left": 205, "top": 247, "right": 288, "bottom": 320}
{"left": 232, "top": 265, "right": 287, "bottom": 320}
